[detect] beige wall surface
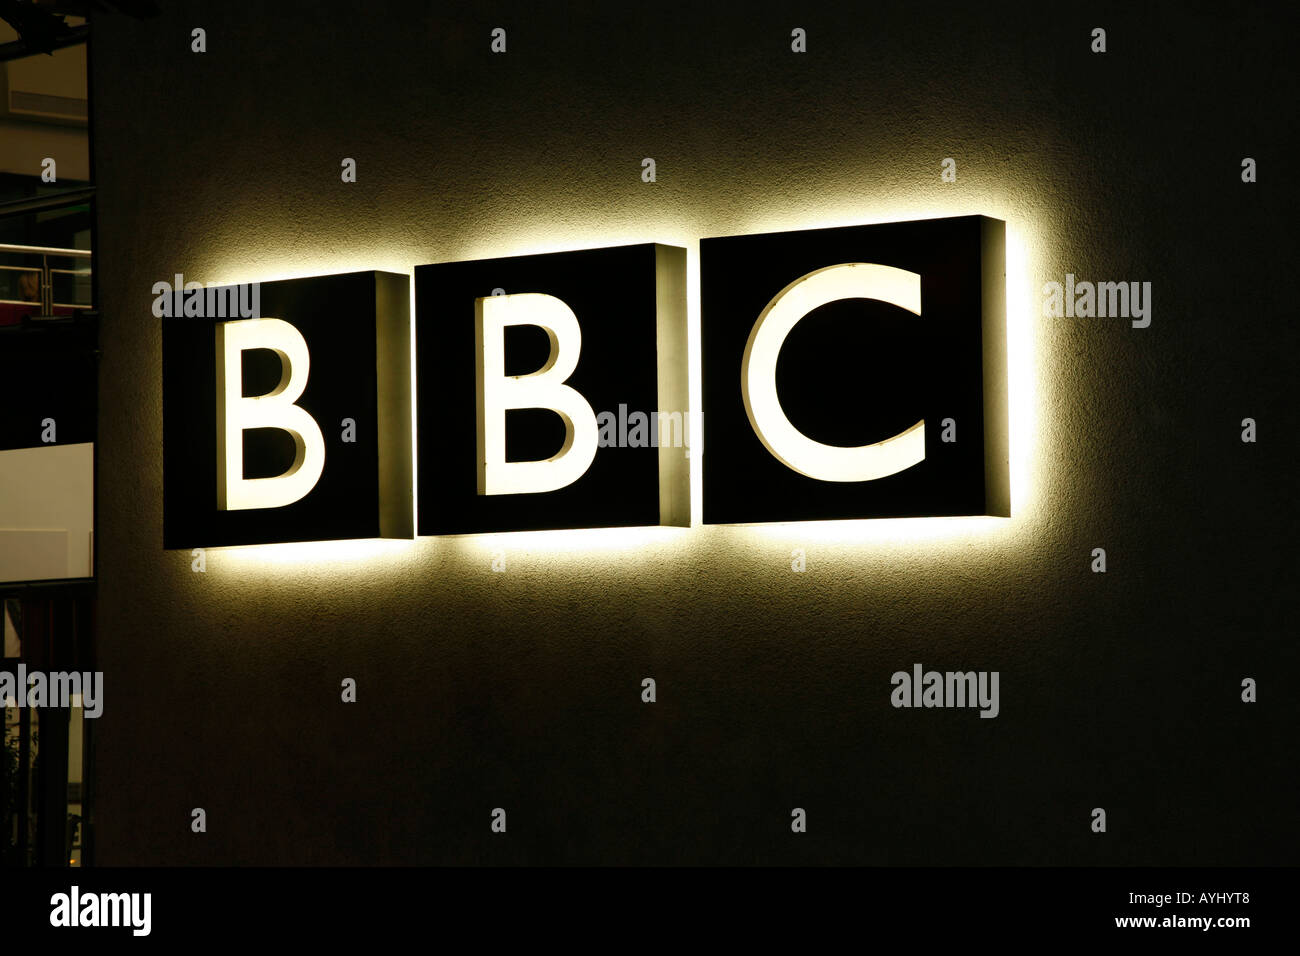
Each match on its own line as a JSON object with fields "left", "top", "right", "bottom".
{"left": 0, "top": 442, "right": 93, "bottom": 581}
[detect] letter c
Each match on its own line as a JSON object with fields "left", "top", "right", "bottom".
{"left": 741, "top": 262, "right": 925, "bottom": 482}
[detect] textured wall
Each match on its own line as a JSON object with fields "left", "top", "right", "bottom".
{"left": 90, "top": 0, "right": 1296, "bottom": 864}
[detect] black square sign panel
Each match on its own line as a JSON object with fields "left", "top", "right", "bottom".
{"left": 415, "top": 243, "right": 689, "bottom": 535}
{"left": 162, "top": 270, "right": 411, "bottom": 549}
{"left": 700, "top": 215, "right": 1008, "bottom": 525}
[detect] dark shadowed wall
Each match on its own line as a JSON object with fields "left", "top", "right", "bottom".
{"left": 89, "top": 0, "right": 1297, "bottom": 864}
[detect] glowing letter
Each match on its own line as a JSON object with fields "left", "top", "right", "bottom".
{"left": 741, "top": 263, "right": 925, "bottom": 482}
{"left": 476, "top": 293, "right": 598, "bottom": 495}
{"left": 216, "top": 318, "right": 325, "bottom": 510}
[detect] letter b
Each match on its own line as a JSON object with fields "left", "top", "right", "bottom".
{"left": 216, "top": 318, "right": 326, "bottom": 510}
{"left": 475, "top": 293, "right": 598, "bottom": 495}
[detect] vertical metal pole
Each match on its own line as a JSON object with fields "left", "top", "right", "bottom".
{"left": 41, "top": 254, "right": 53, "bottom": 315}
{"left": 16, "top": 702, "right": 30, "bottom": 864}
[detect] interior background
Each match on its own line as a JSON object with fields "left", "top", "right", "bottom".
{"left": 89, "top": 0, "right": 1297, "bottom": 864}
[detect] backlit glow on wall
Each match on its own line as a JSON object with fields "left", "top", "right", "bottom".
{"left": 201, "top": 186, "right": 1049, "bottom": 577}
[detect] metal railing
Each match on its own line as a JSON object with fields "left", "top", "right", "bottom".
{"left": 0, "top": 243, "right": 92, "bottom": 317}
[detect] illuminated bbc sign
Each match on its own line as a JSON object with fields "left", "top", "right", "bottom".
{"left": 160, "top": 216, "right": 1008, "bottom": 549}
